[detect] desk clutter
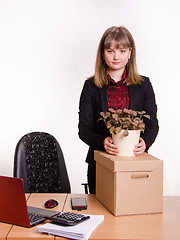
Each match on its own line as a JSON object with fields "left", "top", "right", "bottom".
{"left": 45, "top": 211, "right": 90, "bottom": 226}
{"left": 95, "top": 151, "right": 163, "bottom": 216}
{"left": 37, "top": 214, "right": 104, "bottom": 240}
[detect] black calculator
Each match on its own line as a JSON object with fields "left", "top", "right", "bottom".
{"left": 47, "top": 212, "right": 90, "bottom": 226}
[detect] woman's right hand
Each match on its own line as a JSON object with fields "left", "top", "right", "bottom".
{"left": 103, "top": 137, "right": 119, "bottom": 155}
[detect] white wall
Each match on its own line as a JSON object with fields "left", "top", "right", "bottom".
{"left": 0, "top": 0, "right": 180, "bottom": 195}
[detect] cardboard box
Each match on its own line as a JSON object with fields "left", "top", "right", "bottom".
{"left": 95, "top": 151, "right": 163, "bottom": 216}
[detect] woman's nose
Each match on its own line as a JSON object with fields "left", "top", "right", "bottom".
{"left": 113, "top": 51, "right": 119, "bottom": 59}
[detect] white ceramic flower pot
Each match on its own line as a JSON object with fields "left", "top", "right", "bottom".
{"left": 112, "top": 130, "right": 140, "bottom": 156}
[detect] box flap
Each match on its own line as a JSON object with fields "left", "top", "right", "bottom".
{"left": 94, "top": 151, "right": 163, "bottom": 172}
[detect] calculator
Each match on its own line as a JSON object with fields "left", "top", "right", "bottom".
{"left": 47, "top": 212, "right": 90, "bottom": 226}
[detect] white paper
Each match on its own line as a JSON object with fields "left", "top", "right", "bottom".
{"left": 37, "top": 215, "right": 104, "bottom": 240}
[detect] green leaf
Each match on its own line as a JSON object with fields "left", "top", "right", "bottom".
{"left": 106, "top": 121, "right": 112, "bottom": 129}
{"left": 109, "top": 126, "right": 115, "bottom": 134}
{"left": 109, "top": 108, "right": 115, "bottom": 113}
{"left": 123, "top": 129, "right": 129, "bottom": 137}
{"left": 131, "top": 110, "right": 137, "bottom": 116}
{"left": 112, "top": 113, "right": 118, "bottom": 121}
{"left": 115, "top": 127, "right": 121, "bottom": 134}
{"left": 100, "top": 112, "right": 106, "bottom": 118}
{"left": 144, "top": 114, "right": 150, "bottom": 119}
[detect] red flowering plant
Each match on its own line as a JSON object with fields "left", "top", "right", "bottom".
{"left": 99, "top": 108, "right": 150, "bottom": 137}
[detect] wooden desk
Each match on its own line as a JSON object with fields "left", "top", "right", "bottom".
{"left": 0, "top": 222, "right": 12, "bottom": 240}
{"left": 2, "top": 194, "right": 180, "bottom": 240}
{"left": 63, "top": 195, "right": 180, "bottom": 240}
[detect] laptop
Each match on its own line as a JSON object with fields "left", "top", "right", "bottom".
{"left": 0, "top": 175, "right": 60, "bottom": 227}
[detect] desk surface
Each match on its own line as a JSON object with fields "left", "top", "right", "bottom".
{"left": 1, "top": 194, "right": 180, "bottom": 240}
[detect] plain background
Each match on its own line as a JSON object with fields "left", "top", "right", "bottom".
{"left": 0, "top": 0, "right": 179, "bottom": 195}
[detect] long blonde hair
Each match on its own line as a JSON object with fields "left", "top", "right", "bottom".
{"left": 93, "top": 26, "right": 143, "bottom": 88}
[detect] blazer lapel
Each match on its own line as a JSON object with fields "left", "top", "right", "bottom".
{"left": 129, "top": 85, "right": 136, "bottom": 109}
{"left": 99, "top": 85, "right": 108, "bottom": 112}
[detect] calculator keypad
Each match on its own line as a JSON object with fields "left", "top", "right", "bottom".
{"left": 51, "top": 212, "right": 90, "bottom": 226}
{"left": 58, "top": 212, "right": 88, "bottom": 222}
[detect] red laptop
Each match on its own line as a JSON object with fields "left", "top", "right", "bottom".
{"left": 0, "top": 175, "right": 59, "bottom": 227}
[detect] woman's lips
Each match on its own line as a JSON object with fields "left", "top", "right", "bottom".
{"left": 112, "top": 62, "right": 120, "bottom": 65}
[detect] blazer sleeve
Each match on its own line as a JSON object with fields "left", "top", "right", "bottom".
{"left": 140, "top": 77, "right": 159, "bottom": 150}
{"left": 78, "top": 80, "right": 106, "bottom": 149}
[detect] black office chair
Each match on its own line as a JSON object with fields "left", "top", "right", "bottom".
{"left": 13, "top": 132, "right": 71, "bottom": 193}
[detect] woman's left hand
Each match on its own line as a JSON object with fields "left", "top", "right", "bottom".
{"left": 133, "top": 137, "right": 146, "bottom": 156}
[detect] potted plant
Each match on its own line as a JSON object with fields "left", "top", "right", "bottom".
{"left": 99, "top": 108, "right": 150, "bottom": 156}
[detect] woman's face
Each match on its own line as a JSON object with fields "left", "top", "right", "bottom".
{"left": 103, "top": 40, "right": 131, "bottom": 72}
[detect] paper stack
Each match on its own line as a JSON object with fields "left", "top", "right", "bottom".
{"left": 37, "top": 215, "right": 104, "bottom": 240}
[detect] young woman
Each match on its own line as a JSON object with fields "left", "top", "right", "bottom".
{"left": 78, "top": 26, "right": 159, "bottom": 194}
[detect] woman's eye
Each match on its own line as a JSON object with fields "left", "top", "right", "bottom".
{"left": 107, "top": 50, "right": 114, "bottom": 53}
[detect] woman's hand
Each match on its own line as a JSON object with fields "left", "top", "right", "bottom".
{"left": 103, "top": 137, "right": 119, "bottom": 155}
{"left": 133, "top": 137, "right": 146, "bottom": 156}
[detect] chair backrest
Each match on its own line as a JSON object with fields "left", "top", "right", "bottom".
{"left": 14, "top": 132, "right": 71, "bottom": 193}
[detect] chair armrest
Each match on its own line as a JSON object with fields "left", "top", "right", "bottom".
{"left": 81, "top": 183, "right": 89, "bottom": 194}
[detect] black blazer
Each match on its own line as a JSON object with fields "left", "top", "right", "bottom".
{"left": 78, "top": 76, "right": 159, "bottom": 164}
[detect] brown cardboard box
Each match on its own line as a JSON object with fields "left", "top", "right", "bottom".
{"left": 95, "top": 151, "right": 163, "bottom": 216}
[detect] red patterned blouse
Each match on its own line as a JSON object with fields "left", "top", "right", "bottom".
{"left": 107, "top": 70, "right": 129, "bottom": 110}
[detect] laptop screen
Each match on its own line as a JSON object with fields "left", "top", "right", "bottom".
{"left": 0, "top": 176, "right": 30, "bottom": 227}
{"left": 0, "top": 176, "right": 60, "bottom": 227}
